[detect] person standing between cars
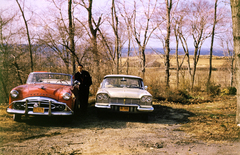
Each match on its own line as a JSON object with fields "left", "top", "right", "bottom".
{"left": 74, "top": 65, "right": 92, "bottom": 113}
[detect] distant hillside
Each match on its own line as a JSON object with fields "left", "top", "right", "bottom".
{"left": 121, "top": 48, "right": 226, "bottom": 57}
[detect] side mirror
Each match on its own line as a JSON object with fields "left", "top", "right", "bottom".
{"left": 144, "top": 86, "right": 148, "bottom": 90}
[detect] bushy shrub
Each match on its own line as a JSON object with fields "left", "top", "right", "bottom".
{"left": 149, "top": 61, "right": 161, "bottom": 67}
{"left": 228, "top": 87, "right": 237, "bottom": 95}
{"left": 176, "top": 89, "right": 193, "bottom": 99}
{"left": 193, "top": 85, "right": 202, "bottom": 92}
{"left": 152, "top": 87, "right": 192, "bottom": 104}
{"left": 221, "top": 87, "right": 237, "bottom": 95}
{"left": 207, "top": 83, "right": 221, "bottom": 96}
{"left": 165, "top": 89, "right": 192, "bottom": 104}
{"left": 221, "top": 88, "right": 229, "bottom": 95}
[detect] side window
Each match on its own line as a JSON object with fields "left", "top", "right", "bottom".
{"left": 139, "top": 80, "right": 144, "bottom": 89}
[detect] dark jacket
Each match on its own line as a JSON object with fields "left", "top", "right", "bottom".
{"left": 74, "top": 70, "right": 92, "bottom": 88}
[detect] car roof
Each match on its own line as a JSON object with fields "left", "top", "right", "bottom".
{"left": 104, "top": 74, "right": 143, "bottom": 80}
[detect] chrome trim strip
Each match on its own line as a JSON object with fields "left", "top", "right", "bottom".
{"left": 137, "top": 106, "right": 154, "bottom": 112}
{"left": 95, "top": 103, "right": 154, "bottom": 112}
{"left": 95, "top": 104, "right": 111, "bottom": 109}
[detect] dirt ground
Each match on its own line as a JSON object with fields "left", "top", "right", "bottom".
{"left": 0, "top": 97, "right": 240, "bottom": 155}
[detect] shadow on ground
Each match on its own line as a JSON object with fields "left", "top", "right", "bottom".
{"left": 0, "top": 103, "right": 195, "bottom": 145}
{"left": 20, "top": 104, "right": 195, "bottom": 127}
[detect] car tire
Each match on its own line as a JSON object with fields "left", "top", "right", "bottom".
{"left": 13, "top": 114, "right": 21, "bottom": 121}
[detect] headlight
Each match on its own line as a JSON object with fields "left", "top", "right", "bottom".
{"left": 141, "top": 96, "right": 152, "bottom": 103}
{"left": 96, "top": 93, "right": 108, "bottom": 101}
{"left": 146, "top": 96, "right": 152, "bottom": 103}
{"left": 62, "top": 92, "right": 71, "bottom": 100}
{"left": 10, "top": 90, "right": 19, "bottom": 98}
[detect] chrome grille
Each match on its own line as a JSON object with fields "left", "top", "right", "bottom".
{"left": 109, "top": 98, "right": 140, "bottom": 104}
{"left": 12, "top": 98, "right": 66, "bottom": 112}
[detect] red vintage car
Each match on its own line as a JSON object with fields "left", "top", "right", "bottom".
{"left": 6, "top": 72, "right": 80, "bottom": 121}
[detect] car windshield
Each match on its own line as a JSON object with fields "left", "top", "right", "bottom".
{"left": 26, "top": 72, "right": 72, "bottom": 85}
{"left": 103, "top": 77, "right": 143, "bottom": 89}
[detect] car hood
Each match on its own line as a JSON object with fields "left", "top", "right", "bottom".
{"left": 97, "top": 88, "right": 152, "bottom": 98}
{"left": 13, "top": 83, "right": 71, "bottom": 100}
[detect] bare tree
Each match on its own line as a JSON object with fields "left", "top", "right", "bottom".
{"left": 15, "top": 0, "right": 33, "bottom": 72}
{"left": 130, "top": 0, "right": 158, "bottom": 79}
{"left": 173, "top": 15, "right": 186, "bottom": 89}
{"left": 185, "top": 0, "right": 214, "bottom": 90}
{"left": 111, "top": 0, "right": 120, "bottom": 74}
{"left": 163, "top": 0, "right": 172, "bottom": 87}
{"left": 0, "top": 15, "right": 11, "bottom": 102}
{"left": 96, "top": 0, "right": 128, "bottom": 74}
{"left": 68, "top": 0, "right": 76, "bottom": 74}
{"left": 36, "top": 0, "right": 86, "bottom": 74}
{"left": 75, "top": 0, "right": 102, "bottom": 83}
{"left": 123, "top": 16, "right": 133, "bottom": 75}
{"left": 230, "top": 0, "right": 240, "bottom": 124}
{"left": 0, "top": 10, "right": 18, "bottom": 103}
{"left": 177, "top": 13, "right": 192, "bottom": 79}
{"left": 219, "top": 27, "right": 235, "bottom": 87}
{"left": 118, "top": 1, "right": 135, "bottom": 75}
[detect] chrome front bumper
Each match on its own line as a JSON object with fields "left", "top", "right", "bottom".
{"left": 6, "top": 109, "right": 73, "bottom": 116}
{"left": 95, "top": 103, "right": 154, "bottom": 112}
{"left": 7, "top": 97, "right": 74, "bottom": 116}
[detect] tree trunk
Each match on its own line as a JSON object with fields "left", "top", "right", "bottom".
{"left": 68, "top": 0, "right": 75, "bottom": 74}
{"left": 230, "top": 0, "right": 240, "bottom": 124}
{"left": 126, "top": 27, "right": 131, "bottom": 75}
{"left": 179, "top": 33, "right": 192, "bottom": 77}
{"left": 0, "top": 65, "right": 8, "bottom": 103}
{"left": 164, "top": 0, "right": 172, "bottom": 88}
{"left": 231, "top": 57, "right": 234, "bottom": 87}
{"left": 175, "top": 34, "right": 179, "bottom": 89}
{"left": 141, "top": 48, "right": 146, "bottom": 80}
{"left": 191, "top": 47, "right": 199, "bottom": 90}
{"left": 87, "top": 0, "right": 101, "bottom": 85}
{"left": 207, "top": 0, "right": 218, "bottom": 90}
{"left": 16, "top": 0, "right": 33, "bottom": 72}
{"left": 111, "top": 0, "right": 120, "bottom": 74}
{"left": 13, "top": 60, "right": 23, "bottom": 85}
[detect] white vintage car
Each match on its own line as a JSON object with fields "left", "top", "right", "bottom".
{"left": 95, "top": 74, "right": 154, "bottom": 114}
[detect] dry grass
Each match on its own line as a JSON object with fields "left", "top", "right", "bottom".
{"left": 156, "top": 95, "right": 240, "bottom": 142}
{"left": 122, "top": 54, "right": 229, "bottom": 68}
{"left": 121, "top": 55, "right": 232, "bottom": 90}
